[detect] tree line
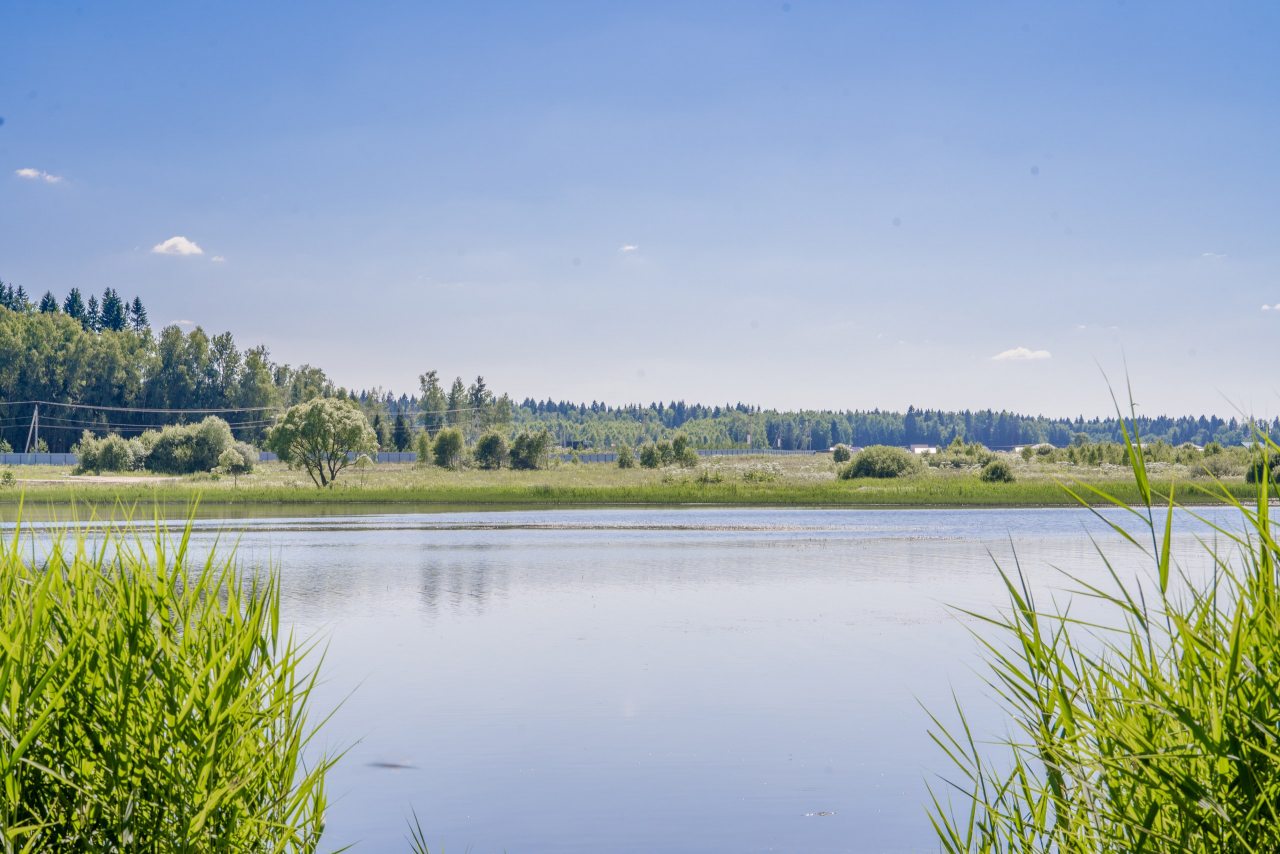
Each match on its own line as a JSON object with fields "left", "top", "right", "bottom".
{"left": 0, "top": 298, "right": 338, "bottom": 452}
{"left": 3, "top": 280, "right": 1276, "bottom": 454}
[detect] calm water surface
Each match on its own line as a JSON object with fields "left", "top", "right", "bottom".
{"left": 15, "top": 506, "right": 1240, "bottom": 852}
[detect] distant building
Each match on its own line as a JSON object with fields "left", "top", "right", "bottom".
{"left": 909, "top": 444, "right": 938, "bottom": 455}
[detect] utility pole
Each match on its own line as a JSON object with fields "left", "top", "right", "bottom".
{"left": 23, "top": 404, "right": 38, "bottom": 454}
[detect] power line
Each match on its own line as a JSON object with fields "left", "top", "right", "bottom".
{"left": 0, "top": 400, "right": 278, "bottom": 414}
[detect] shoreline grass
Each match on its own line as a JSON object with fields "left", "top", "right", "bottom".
{"left": 0, "top": 469, "right": 1261, "bottom": 513}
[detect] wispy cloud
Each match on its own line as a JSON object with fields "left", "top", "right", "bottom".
{"left": 619, "top": 244, "right": 639, "bottom": 254}
{"left": 1201, "top": 251, "right": 1227, "bottom": 260}
{"left": 173, "top": 319, "right": 195, "bottom": 328}
{"left": 1263, "top": 304, "right": 1273, "bottom": 311}
{"left": 211, "top": 255, "right": 226, "bottom": 263}
{"left": 15, "top": 167, "right": 62, "bottom": 184}
{"left": 151, "top": 236, "right": 204, "bottom": 256}
{"left": 992, "top": 346, "right": 1052, "bottom": 361}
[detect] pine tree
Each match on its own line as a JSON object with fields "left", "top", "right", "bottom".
{"left": 13, "top": 286, "right": 30, "bottom": 311}
{"left": 129, "top": 296, "right": 149, "bottom": 331}
{"left": 38, "top": 291, "right": 59, "bottom": 313}
{"left": 100, "top": 288, "right": 127, "bottom": 331}
{"left": 63, "top": 287, "right": 86, "bottom": 322}
{"left": 85, "top": 295, "right": 101, "bottom": 332}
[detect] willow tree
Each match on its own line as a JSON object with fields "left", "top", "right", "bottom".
{"left": 266, "top": 397, "right": 376, "bottom": 487}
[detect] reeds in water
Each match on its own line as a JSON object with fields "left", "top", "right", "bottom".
{"left": 0, "top": 513, "right": 332, "bottom": 851}
{"left": 928, "top": 402, "right": 1280, "bottom": 851}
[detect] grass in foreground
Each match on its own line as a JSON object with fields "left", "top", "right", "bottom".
{"left": 0, "top": 514, "right": 332, "bottom": 850}
{"left": 928, "top": 415, "right": 1280, "bottom": 850}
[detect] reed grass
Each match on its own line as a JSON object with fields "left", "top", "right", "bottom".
{"left": 0, "top": 510, "right": 333, "bottom": 851}
{"left": 927, "top": 391, "right": 1280, "bottom": 851}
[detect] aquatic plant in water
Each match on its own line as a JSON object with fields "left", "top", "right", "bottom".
{"left": 928, "top": 395, "right": 1280, "bottom": 851}
{"left": 0, "top": 513, "right": 333, "bottom": 850}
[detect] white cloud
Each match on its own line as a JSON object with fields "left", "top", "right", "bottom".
{"left": 1264, "top": 305, "right": 1273, "bottom": 311}
{"left": 15, "top": 167, "right": 62, "bottom": 184}
{"left": 992, "top": 346, "right": 1052, "bottom": 361}
{"left": 173, "top": 319, "right": 195, "bottom": 328}
{"left": 151, "top": 236, "right": 204, "bottom": 256}
{"left": 1201, "top": 252, "right": 1227, "bottom": 260}
{"left": 619, "top": 244, "right": 639, "bottom": 253}
{"left": 211, "top": 255, "right": 226, "bottom": 263}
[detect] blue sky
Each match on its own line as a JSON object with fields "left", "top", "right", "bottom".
{"left": 2, "top": 1, "right": 1278, "bottom": 416}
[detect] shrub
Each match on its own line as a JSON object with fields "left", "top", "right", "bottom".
{"left": 616, "top": 444, "right": 636, "bottom": 469}
{"left": 1197, "top": 453, "right": 1241, "bottom": 479}
{"left": 1246, "top": 452, "right": 1280, "bottom": 484}
{"left": 841, "top": 445, "right": 920, "bottom": 479}
{"left": 217, "top": 445, "right": 254, "bottom": 484}
{"left": 979, "top": 458, "right": 1015, "bottom": 483}
{"left": 145, "top": 417, "right": 236, "bottom": 474}
{"left": 431, "top": 427, "right": 466, "bottom": 470}
{"left": 74, "top": 431, "right": 139, "bottom": 474}
{"left": 414, "top": 430, "right": 433, "bottom": 463}
{"left": 0, "top": 470, "right": 14, "bottom": 488}
{"left": 831, "top": 444, "right": 852, "bottom": 463}
{"left": 655, "top": 440, "right": 674, "bottom": 466}
{"left": 0, "top": 520, "right": 332, "bottom": 848}
{"left": 671, "top": 434, "right": 699, "bottom": 467}
{"left": 639, "top": 443, "right": 660, "bottom": 469}
{"left": 742, "top": 465, "right": 779, "bottom": 483}
{"left": 510, "top": 430, "right": 553, "bottom": 470}
{"left": 474, "top": 431, "right": 509, "bottom": 470}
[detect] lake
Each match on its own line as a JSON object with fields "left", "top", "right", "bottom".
{"left": 11, "top": 505, "right": 1237, "bottom": 852}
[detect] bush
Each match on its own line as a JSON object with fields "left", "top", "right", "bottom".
{"left": 74, "top": 431, "right": 140, "bottom": 474}
{"left": 510, "top": 430, "right": 553, "bottom": 470}
{"left": 671, "top": 434, "right": 699, "bottom": 467}
{"left": 655, "top": 440, "right": 674, "bottom": 466}
{"left": 474, "top": 431, "right": 509, "bottom": 470}
{"left": 1246, "top": 451, "right": 1280, "bottom": 484}
{"left": 217, "top": 444, "right": 255, "bottom": 484}
{"left": 841, "top": 445, "right": 920, "bottom": 479}
{"left": 144, "top": 417, "right": 236, "bottom": 474}
{"left": 414, "top": 430, "right": 433, "bottom": 463}
{"left": 639, "top": 443, "right": 660, "bottom": 469}
{"left": 0, "top": 520, "right": 332, "bottom": 848}
{"left": 616, "top": 444, "right": 635, "bottom": 469}
{"left": 979, "top": 458, "right": 1015, "bottom": 483}
{"left": 832, "top": 444, "right": 852, "bottom": 463}
{"left": 431, "top": 427, "right": 466, "bottom": 470}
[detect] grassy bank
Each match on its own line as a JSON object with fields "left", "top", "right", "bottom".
{"left": 0, "top": 454, "right": 1257, "bottom": 512}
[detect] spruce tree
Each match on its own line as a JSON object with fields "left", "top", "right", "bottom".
{"left": 13, "top": 286, "right": 30, "bottom": 311}
{"left": 100, "top": 288, "right": 127, "bottom": 331}
{"left": 38, "top": 291, "right": 59, "bottom": 313}
{"left": 85, "top": 295, "right": 101, "bottom": 331}
{"left": 63, "top": 288, "right": 86, "bottom": 322}
{"left": 392, "top": 412, "right": 411, "bottom": 451}
{"left": 129, "top": 296, "right": 149, "bottom": 331}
